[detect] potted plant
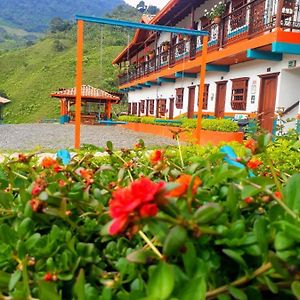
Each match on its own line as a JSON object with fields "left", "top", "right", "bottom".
{"left": 147, "top": 50, "right": 155, "bottom": 60}
{"left": 161, "top": 41, "right": 170, "bottom": 52}
{"left": 204, "top": 1, "right": 225, "bottom": 24}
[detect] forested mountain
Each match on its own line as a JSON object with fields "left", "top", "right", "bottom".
{"left": 0, "top": 4, "right": 141, "bottom": 123}
{"left": 0, "top": 0, "right": 125, "bottom": 32}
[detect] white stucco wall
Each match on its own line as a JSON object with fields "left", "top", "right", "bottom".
{"left": 128, "top": 54, "right": 300, "bottom": 121}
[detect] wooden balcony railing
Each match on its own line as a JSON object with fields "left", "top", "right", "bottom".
{"left": 119, "top": 0, "right": 300, "bottom": 86}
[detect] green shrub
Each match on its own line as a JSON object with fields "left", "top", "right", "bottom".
{"left": 0, "top": 135, "right": 299, "bottom": 298}
{"left": 119, "top": 116, "right": 239, "bottom": 132}
{"left": 118, "top": 115, "right": 141, "bottom": 123}
{"left": 202, "top": 118, "right": 239, "bottom": 132}
{"left": 140, "top": 116, "right": 155, "bottom": 124}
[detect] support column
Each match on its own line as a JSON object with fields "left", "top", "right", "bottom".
{"left": 75, "top": 20, "right": 84, "bottom": 149}
{"left": 275, "top": 0, "right": 284, "bottom": 28}
{"left": 196, "top": 35, "right": 208, "bottom": 144}
{"left": 107, "top": 101, "right": 112, "bottom": 119}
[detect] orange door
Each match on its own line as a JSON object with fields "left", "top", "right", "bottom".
{"left": 215, "top": 81, "right": 227, "bottom": 118}
{"left": 258, "top": 73, "right": 279, "bottom": 132}
{"left": 187, "top": 86, "right": 196, "bottom": 119}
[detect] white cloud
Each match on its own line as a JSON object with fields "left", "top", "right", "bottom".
{"left": 124, "top": 0, "right": 170, "bottom": 9}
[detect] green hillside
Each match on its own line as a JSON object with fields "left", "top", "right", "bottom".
{"left": 0, "top": 0, "right": 125, "bottom": 32}
{"left": 0, "top": 6, "right": 139, "bottom": 123}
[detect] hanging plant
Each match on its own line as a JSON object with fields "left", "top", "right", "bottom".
{"left": 204, "top": 1, "right": 225, "bottom": 24}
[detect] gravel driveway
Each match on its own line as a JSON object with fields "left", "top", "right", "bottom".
{"left": 0, "top": 123, "right": 177, "bottom": 151}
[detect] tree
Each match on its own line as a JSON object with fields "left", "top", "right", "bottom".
{"left": 49, "top": 17, "right": 71, "bottom": 33}
{"left": 147, "top": 5, "right": 160, "bottom": 15}
{"left": 136, "top": 1, "right": 146, "bottom": 13}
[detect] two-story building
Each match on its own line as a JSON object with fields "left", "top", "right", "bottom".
{"left": 113, "top": 0, "right": 300, "bottom": 132}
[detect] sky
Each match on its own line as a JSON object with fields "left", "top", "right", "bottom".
{"left": 124, "top": 0, "right": 170, "bottom": 9}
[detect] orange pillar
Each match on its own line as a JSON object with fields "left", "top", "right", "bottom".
{"left": 196, "top": 35, "right": 209, "bottom": 144}
{"left": 75, "top": 20, "right": 84, "bottom": 149}
{"left": 107, "top": 101, "right": 112, "bottom": 119}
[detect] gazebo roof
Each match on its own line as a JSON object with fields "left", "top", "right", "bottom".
{"left": 51, "top": 85, "right": 120, "bottom": 103}
{"left": 0, "top": 96, "right": 11, "bottom": 105}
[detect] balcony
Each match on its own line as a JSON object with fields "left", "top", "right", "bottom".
{"left": 119, "top": 0, "right": 300, "bottom": 86}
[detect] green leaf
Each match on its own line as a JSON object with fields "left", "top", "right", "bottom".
{"left": 147, "top": 262, "right": 175, "bottom": 300}
{"left": 163, "top": 225, "right": 187, "bottom": 257}
{"left": 226, "top": 185, "right": 239, "bottom": 220}
{"left": 182, "top": 241, "right": 197, "bottom": 277}
{"left": 74, "top": 269, "right": 85, "bottom": 300}
{"left": 106, "top": 141, "right": 113, "bottom": 152}
{"left": 38, "top": 281, "right": 61, "bottom": 300}
{"left": 263, "top": 276, "right": 278, "bottom": 294}
{"left": 284, "top": 174, "right": 300, "bottom": 214}
{"left": 254, "top": 217, "right": 268, "bottom": 257}
{"left": 274, "top": 232, "right": 294, "bottom": 251}
{"left": 193, "top": 203, "right": 223, "bottom": 224}
{"left": 9, "top": 269, "right": 22, "bottom": 291}
{"left": 228, "top": 286, "right": 247, "bottom": 300}
{"left": 291, "top": 281, "right": 300, "bottom": 300}
{"left": 18, "top": 217, "right": 34, "bottom": 238}
{"left": 179, "top": 277, "right": 206, "bottom": 300}
{"left": 223, "top": 249, "right": 247, "bottom": 271}
{"left": 275, "top": 220, "right": 300, "bottom": 242}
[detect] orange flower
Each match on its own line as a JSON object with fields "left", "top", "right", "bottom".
{"left": 247, "top": 158, "right": 262, "bottom": 169}
{"left": 41, "top": 157, "right": 57, "bottom": 168}
{"left": 168, "top": 174, "right": 202, "bottom": 198}
{"left": 150, "top": 150, "right": 164, "bottom": 165}
{"left": 245, "top": 139, "right": 257, "bottom": 154}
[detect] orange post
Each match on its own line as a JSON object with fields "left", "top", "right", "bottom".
{"left": 107, "top": 101, "right": 112, "bottom": 119}
{"left": 196, "top": 35, "right": 208, "bottom": 144}
{"left": 75, "top": 20, "right": 84, "bottom": 149}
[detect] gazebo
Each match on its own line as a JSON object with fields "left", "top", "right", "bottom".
{"left": 51, "top": 85, "right": 121, "bottom": 124}
{"left": 0, "top": 96, "right": 11, "bottom": 123}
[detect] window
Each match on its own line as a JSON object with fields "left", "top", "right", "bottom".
{"left": 128, "top": 103, "right": 131, "bottom": 115}
{"left": 158, "top": 99, "right": 167, "bottom": 116}
{"left": 149, "top": 99, "right": 155, "bottom": 114}
{"left": 176, "top": 88, "right": 184, "bottom": 109}
{"left": 231, "top": 77, "right": 249, "bottom": 110}
{"left": 140, "top": 100, "right": 145, "bottom": 113}
{"left": 132, "top": 103, "right": 138, "bottom": 115}
{"left": 197, "top": 84, "right": 209, "bottom": 110}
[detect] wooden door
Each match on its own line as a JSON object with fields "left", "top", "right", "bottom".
{"left": 258, "top": 73, "right": 279, "bottom": 132}
{"left": 187, "top": 86, "right": 196, "bottom": 119}
{"left": 215, "top": 81, "right": 227, "bottom": 118}
{"left": 169, "top": 98, "right": 174, "bottom": 119}
{"left": 146, "top": 100, "right": 149, "bottom": 116}
{"left": 156, "top": 99, "right": 160, "bottom": 118}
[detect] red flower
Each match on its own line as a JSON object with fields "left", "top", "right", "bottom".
{"left": 41, "top": 157, "right": 57, "bottom": 168}
{"left": 274, "top": 191, "right": 282, "bottom": 199}
{"left": 53, "top": 164, "right": 64, "bottom": 173}
{"left": 31, "top": 184, "right": 43, "bottom": 196}
{"left": 150, "top": 150, "right": 164, "bottom": 165}
{"left": 44, "top": 272, "right": 53, "bottom": 281}
{"left": 245, "top": 139, "right": 257, "bottom": 154}
{"left": 108, "top": 178, "right": 165, "bottom": 236}
{"left": 244, "top": 196, "right": 254, "bottom": 204}
{"left": 168, "top": 174, "right": 202, "bottom": 198}
{"left": 140, "top": 203, "right": 158, "bottom": 217}
{"left": 247, "top": 158, "right": 262, "bottom": 169}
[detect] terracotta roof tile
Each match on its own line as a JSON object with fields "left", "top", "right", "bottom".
{"left": 51, "top": 85, "right": 120, "bottom": 101}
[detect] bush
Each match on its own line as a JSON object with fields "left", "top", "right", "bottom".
{"left": 0, "top": 135, "right": 299, "bottom": 298}
{"left": 119, "top": 115, "right": 239, "bottom": 132}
